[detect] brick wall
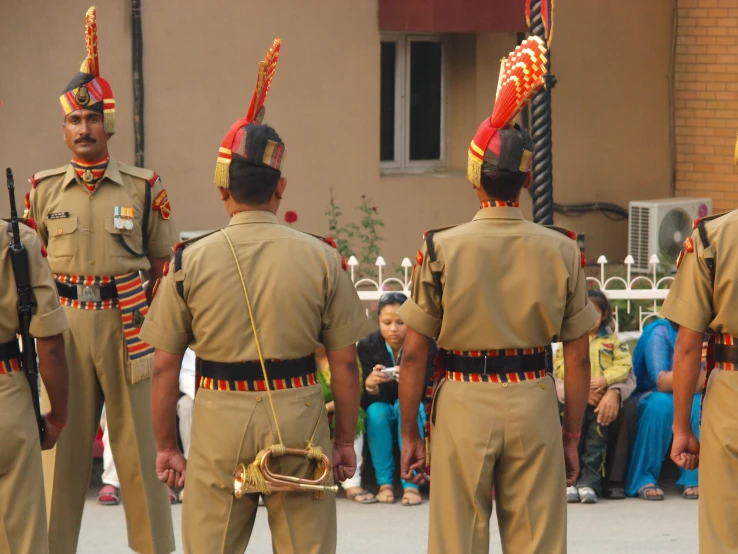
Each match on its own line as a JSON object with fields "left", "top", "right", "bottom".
{"left": 675, "top": 0, "right": 738, "bottom": 212}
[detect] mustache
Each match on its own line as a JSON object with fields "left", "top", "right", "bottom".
{"left": 74, "top": 136, "right": 97, "bottom": 144}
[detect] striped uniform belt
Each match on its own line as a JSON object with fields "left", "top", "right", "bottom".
{"left": 56, "top": 280, "right": 118, "bottom": 301}
{"left": 714, "top": 334, "right": 738, "bottom": 370}
{"left": 197, "top": 356, "right": 318, "bottom": 392}
{"left": 446, "top": 347, "right": 549, "bottom": 374}
{"left": 0, "top": 339, "right": 21, "bottom": 375}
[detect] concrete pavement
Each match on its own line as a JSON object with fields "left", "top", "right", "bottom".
{"left": 77, "top": 482, "right": 698, "bottom": 553}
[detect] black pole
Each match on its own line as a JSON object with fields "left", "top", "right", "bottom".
{"left": 529, "top": 0, "right": 556, "bottom": 225}
{"left": 131, "top": 0, "right": 145, "bottom": 168}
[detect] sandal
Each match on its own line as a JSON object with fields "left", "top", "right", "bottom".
{"left": 637, "top": 484, "right": 664, "bottom": 501}
{"left": 401, "top": 488, "right": 422, "bottom": 506}
{"left": 168, "top": 487, "right": 178, "bottom": 505}
{"left": 682, "top": 487, "right": 699, "bottom": 500}
{"left": 605, "top": 484, "right": 626, "bottom": 500}
{"left": 376, "top": 485, "right": 396, "bottom": 504}
{"left": 346, "top": 488, "right": 378, "bottom": 504}
{"left": 97, "top": 485, "right": 120, "bottom": 506}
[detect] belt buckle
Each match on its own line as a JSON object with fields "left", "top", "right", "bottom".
{"left": 77, "top": 284, "right": 101, "bottom": 302}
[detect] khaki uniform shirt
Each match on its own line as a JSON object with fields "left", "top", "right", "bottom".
{"left": 661, "top": 210, "right": 738, "bottom": 336}
{"left": 1, "top": 221, "right": 69, "bottom": 341}
{"left": 140, "top": 211, "right": 371, "bottom": 360}
{"left": 29, "top": 159, "right": 177, "bottom": 276}
{"left": 399, "top": 206, "right": 598, "bottom": 350}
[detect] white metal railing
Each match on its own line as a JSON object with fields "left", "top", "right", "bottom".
{"left": 349, "top": 253, "right": 674, "bottom": 333}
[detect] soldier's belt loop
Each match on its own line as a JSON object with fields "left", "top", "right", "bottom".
{"left": 483, "top": 355, "right": 488, "bottom": 376}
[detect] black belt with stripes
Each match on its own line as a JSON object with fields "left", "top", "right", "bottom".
{"left": 55, "top": 281, "right": 118, "bottom": 300}
{"left": 446, "top": 352, "right": 549, "bottom": 375}
{"left": 0, "top": 339, "right": 21, "bottom": 361}
{"left": 714, "top": 344, "right": 738, "bottom": 364}
{"left": 196, "top": 356, "right": 316, "bottom": 382}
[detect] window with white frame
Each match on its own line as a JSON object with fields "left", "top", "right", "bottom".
{"left": 380, "top": 34, "right": 446, "bottom": 170}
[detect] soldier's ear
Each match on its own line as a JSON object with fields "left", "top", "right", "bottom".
{"left": 219, "top": 188, "right": 230, "bottom": 201}
{"left": 275, "top": 176, "right": 287, "bottom": 200}
{"left": 522, "top": 170, "right": 533, "bottom": 189}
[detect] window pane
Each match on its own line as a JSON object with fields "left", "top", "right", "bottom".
{"left": 409, "top": 41, "right": 442, "bottom": 161}
{"left": 380, "top": 42, "right": 396, "bottom": 162}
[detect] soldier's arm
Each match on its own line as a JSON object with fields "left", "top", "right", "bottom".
{"left": 398, "top": 328, "right": 431, "bottom": 441}
{"left": 326, "top": 345, "right": 360, "bottom": 445}
{"left": 151, "top": 349, "right": 185, "bottom": 452}
{"left": 145, "top": 256, "right": 169, "bottom": 304}
{"left": 37, "top": 334, "right": 68, "bottom": 428}
{"left": 145, "top": 175, "right": 177, "bottom": 303}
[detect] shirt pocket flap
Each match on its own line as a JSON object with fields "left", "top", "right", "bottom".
{"left": 49, "top": 216, "right": 78, "bottom": 236}
{"left": 104, "top": 215, "right": 132, "bottom": 235}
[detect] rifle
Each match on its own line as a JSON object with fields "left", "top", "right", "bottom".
{"left": 6, "top": 168, "right": 46, "bottom": 442}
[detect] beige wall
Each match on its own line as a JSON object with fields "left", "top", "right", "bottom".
{"left": 1, "top": 0, "right": 675, "bottom": 270}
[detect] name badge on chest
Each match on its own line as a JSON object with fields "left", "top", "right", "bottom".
{"left": 113, "top": 206, "right": 135, "bottom": 230}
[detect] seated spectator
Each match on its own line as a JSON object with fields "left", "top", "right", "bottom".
{"left": 314, "top": 345, "right": 376, "bottom": 504}
{"left": 98, "top": 348, "right": 196, "bottom": 505}
{"left": 625, "top": 319, "right": 705, "bottom": 500}
{"left": 554, "top": 290, "right": 633, "bottom": 504}
{"left": 358, "top": 292, "right": 436, "bottom": 506}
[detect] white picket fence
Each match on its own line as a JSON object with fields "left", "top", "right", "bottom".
{"left": 350, "top": 253, "right": 674, "bottom": 334}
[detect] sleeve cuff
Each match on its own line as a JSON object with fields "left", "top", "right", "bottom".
{"left": 29, "top": 306, "right": 69, "bottom": 338}
{"left": 560, "top": 302, "right": 599, "bottom": 342}
{"left": 322, "top": 318, "right": 373, "bottom": 351}
{"left": 397, "top": 300, "right": 442, "bottom": 339}
{"left": 139, "top": 319, "right": 190, "bottom": 354}
{"left": 660, "top": 295, "right": 711, "bottom": 333}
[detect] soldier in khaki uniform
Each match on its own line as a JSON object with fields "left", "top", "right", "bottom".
{"left": 28, "top": 8, "right": 176, "bottom": 554}
{"left": 662, "top": 208, "right": 738, "bottom": 553}
{"left": 397, "top": 38, "right": 597, "bottom": 554}
{"left": 140, "top": 39, "right": 370, "bottom": 554}
{"left": 0, "top": 218, "right": 69, "bottom": 554}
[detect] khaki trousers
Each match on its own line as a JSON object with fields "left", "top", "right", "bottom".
{"left": 41, "top": 307, "right": 174, "bottom": 554}
{"left": 182, "top": 384, "right": 336, "bottom": 554}
{"left": 428, "top": 376, "right": 567, "bottom": 554}
{"left": 0, "top": 371, "right": 48, "bottom": 554}
{"left": 700, "top": 370, "right": 738, "bottom": 553}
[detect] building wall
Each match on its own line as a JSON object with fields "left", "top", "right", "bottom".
{"left": 674, "top": 0, "right": 738, "bottom": 212}
{"left": 0, "top": 0, "right": 676, "bottom": 270}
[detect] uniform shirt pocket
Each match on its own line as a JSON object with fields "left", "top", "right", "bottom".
{"left": 598, "top": 347, "right": 613, "bottom": 370}
{"left": 104, "top": 215, "right": 143, "bottom": 256}
{"left": 46, "top": 215, "right": 78, "bottom": 258}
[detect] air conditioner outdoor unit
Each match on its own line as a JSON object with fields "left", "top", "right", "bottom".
{"left": 628, "top": 197, "right": 712, "bottom": 272}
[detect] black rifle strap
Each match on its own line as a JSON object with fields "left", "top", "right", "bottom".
{"left": 697, "top": 220, "right": 716, "bottom": 284}
{"left": 174, "top": 245, "right": 185, "bottom": 299}
{"left": 424, "top": 232, "right": 444, "bottom": 305}
{"left": 116, "top": 181, "right": 151, "bottom": 258}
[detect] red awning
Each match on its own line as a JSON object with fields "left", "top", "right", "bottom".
{"left": 379, "top": 0, "right": 527, "bottom": 33}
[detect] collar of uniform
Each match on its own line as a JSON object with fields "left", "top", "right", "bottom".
{"left": 61, "top": 158, "right": 124, "bottom": 190}
{"left": 228, "top": 211, "right": 278, "bottom": 226}
{"left": 472, "top": 206, "right": 524, "bottom": 221}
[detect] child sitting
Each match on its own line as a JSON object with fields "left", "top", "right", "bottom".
{"left": 554, "top": 289, "right": 633, "bottom": 504}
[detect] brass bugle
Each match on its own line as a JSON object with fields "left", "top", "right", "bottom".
{"left": 233, "top": 447, "right": 336, "bottom": 498}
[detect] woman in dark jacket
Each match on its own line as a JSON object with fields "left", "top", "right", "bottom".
{"left": 358, "top": 292, "right": 436, "bottom": 506}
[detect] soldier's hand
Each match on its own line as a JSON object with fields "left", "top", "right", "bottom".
{"left": 41, "top": 414, "right": 64, "bottom": 451}
{"left": 156, "top": 449, "right": 187, "bottom": 488}
{"left": 400, "top": 437, "right": 429, "bottom": 486}
{"left": 332, "top": 440, "right": 357, "bottom": 483}
{"left": 562, "top": 433, "right": 580, "bottom": 487}
{"left": 671, "top": 431, "right": 700, "bottom": 471}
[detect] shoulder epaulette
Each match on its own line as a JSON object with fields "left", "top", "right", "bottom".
{"left": 422, "top": 225, "right": 457, "bottom": 241}
{"left": 31, "top": 165, "right": 67, "bottom": 188}
{"left": 300, "top": 233, "right": 349, "bottom": 271}
{"left": 692, "top": 212, "right": 729, "bottom": 232}
{"left": 544, "top": 225, "right": 586, "bottom": 267}
{"left": 116, "top": 161, "right": 157, "bottom": 184}
{"left": 173, "top": 230, "right": 219, "bottom": 297}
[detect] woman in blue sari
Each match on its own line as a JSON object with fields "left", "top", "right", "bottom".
{"left": 626, "top": 318, "right": 705, "bottom": 500}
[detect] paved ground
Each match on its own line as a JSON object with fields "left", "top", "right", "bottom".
{"left": 77, "top": 478, "right": 698, "bottom": 553}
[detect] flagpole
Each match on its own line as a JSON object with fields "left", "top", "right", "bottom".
{"left": 529, "top": 0, "right": 556, "bottom": 225}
